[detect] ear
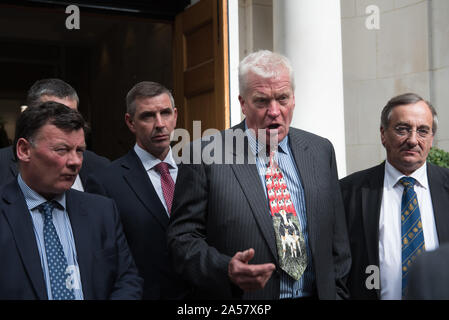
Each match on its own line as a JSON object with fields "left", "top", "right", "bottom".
{"left": 380, "top": 126, "right": 386, "bottom": 146}
{"left": 173, "top": 107, "right": 178, "bottom": 126}
{"left": 238, "top": 95, "right": 246, "bottom": 116}
{"left": 125, "top": 113, "right": 136, "bottom": 134}
{"left": 16, "top": 138, "right": 32, "bottom": 162}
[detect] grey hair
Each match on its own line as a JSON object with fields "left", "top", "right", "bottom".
{"left": 126, "top": 81, "right": 175, "bottom": 117}
{"left": 380, "top": 92, "right": 438, "bottom": 134}
{"left": 26, "top": 78, "right": 79, "bottom": 108}
{"left": 238, "top": 50, "right": 295, "bottom": 96}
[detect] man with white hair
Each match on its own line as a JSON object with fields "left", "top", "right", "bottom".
{"left": 168, "top": 50, "right": 351, "bottom": 300}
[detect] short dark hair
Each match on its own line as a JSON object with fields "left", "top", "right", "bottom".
{"left": 380, "top": 92, "right": 438, "bottom": 134}
{"left": 26, "top": 78, "right": 79, "bottom": 108}
{"left": 13, "top": 101, "right": 87, "bottom": 160}
{"left": 126, "top": 81, "right": 174, "bottom": 117}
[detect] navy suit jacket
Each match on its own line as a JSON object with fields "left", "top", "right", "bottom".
{"left": 85, "top": 149, "right": 190, "bottom": 299}
{"left": 0, "top": 179, "right": 143, "bottom": 299}
{"left": 406, "top": 243, "right": 449, "bottom": 299}
{"left": 0, "top": 146, "right": 109, "bottom": 187}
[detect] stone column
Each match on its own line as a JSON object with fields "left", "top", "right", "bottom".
{"left": 274, "top": 0, "right": 347, "bottom": 176}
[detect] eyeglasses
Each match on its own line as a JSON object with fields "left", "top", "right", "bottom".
{"left": 393, "top": 125, "right": 432, "bottom": 138}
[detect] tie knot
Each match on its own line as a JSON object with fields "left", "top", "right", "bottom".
{"left": 37, "top": 201, "right": 56, "bottom": 220}
{"left": 399, "top": 177, "right": 416, "bottom": 189}
{"left": 267, "top": 151, "right": 277, "bottom": 168}
{"left": 154, "top": 162, "right": 170, "bottom": 175}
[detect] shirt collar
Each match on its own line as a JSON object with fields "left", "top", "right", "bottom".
{"left": 244, "top": 120, "right": 289, "bottom": 158}
{"left": 134, "top": 143, "right": 177, "bottom": 172}
{"left": 17, "top": 174, "right": 66, "bottom": 211}
{"left": 384, "top": 160, "right": 428, "bottom": 190}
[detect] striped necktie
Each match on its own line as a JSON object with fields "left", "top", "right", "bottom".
{"left": 154, "top": 162, "right": 175, "bottom": 215}
{"left": 399, "top": 177, "right": 425, "bottom": 298}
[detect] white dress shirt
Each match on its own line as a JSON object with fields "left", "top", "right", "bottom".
{"left": 134, "top": 144, "right": 178, "bottom": 216}
{"left": 379, "top": 160, "right": 439, "bottom": 300}
{"left": 72, "top": 174, "right": 84, "bottom": 192}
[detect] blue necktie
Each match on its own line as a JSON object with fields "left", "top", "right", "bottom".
{"left": 399, "top": 177, "right": 425, "bottom": 298}
{"left": 38, "top": 201, "right": 75, "bottom": 300}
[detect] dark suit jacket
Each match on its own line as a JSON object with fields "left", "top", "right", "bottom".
{"left": 85, "top": 149, "right": 190, "bottom": 299}
{"left": 0, "top": 179, "right": 143, "bottom": 299}
{"left": 406, "top": 243, "right": 449, "bottom": 300}
{"left": 167, "top": 121, "right": 352, "bottom": 300}
{"left": 340, "top": 162, "right": 449, "bottom": 299}
{"left": 0, "top": 145, "right": 109, "bottom": 188}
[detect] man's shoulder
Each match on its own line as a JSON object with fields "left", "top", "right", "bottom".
{"left": 68, "top": 188, "right": 114, "bottom": 206}
{"left": 288, "top": 127, "right": 330, "bottom": 145}
{"left": 87, "top": 150, "right": 136, "bottom": 181}
{"left": 0, "top": 146, "right": 14, "bottom": 159}
{"left": 340, "top": 163, "right": 384, "bottom": 188}
{"left": 83, "top": 149, "right": 110, "bottom": 166}
{"left": 428, "top": 162, "right": 449, "bottom": 178}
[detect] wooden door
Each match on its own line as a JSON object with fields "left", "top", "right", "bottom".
{"left": 173, "top": 0, "right": 230, "bottom": 139}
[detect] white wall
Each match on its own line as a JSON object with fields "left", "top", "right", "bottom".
{"left": 236, "top": 0, "right": 449, "bottom": 175}
{"left": 430, "top": 0, "right": 449, "bottom": 152}
{"left": 341, "top": 0, "right": 436, "bottom": 175}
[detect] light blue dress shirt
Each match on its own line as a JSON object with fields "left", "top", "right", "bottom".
{"left": 245, "top": 124, "right": 316, "bottom": 298}
{"left": 17, "top": 174, "right": 84, "bottom": 300}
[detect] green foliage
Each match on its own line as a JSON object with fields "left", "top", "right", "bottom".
{"left": 428, "top": 147, "right": 449, "bottom": 169}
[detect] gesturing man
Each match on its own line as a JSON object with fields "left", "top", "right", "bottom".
{"left": 167, "top": 50, "right": 351, "bottom": 300}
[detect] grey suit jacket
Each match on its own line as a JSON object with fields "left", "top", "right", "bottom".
{"left": 167, "top": 121, "right": 351, "bottom": 300}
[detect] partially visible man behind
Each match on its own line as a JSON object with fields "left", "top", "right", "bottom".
{"left": 167, "top": 50, "right": 351, "bottom": 299}
{"left": 86, "top": 81, "right": 190, "bottom": 299}
{"left": 406, "top": 242, "right": 449, "bottom": 300}
{"left": 0, "top": 78, "right": 109, "bottom": 188}
{"left": 340, "top": 93, "right": 449, "bottom": 299}
{"left": 0, "top": 102, "right": 142, "bottom": 299}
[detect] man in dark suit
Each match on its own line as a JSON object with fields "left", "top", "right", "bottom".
{"left": 167, "top": 50, "right": 351, "bottom": 300}
{"left": 406, "top": 243, "right": 449, "bottom": 300}
{"left": 0, "top": 102, "right": 142, "bottom": 299}
{"left": 85, "top": 81, "right": 189, "bottom": 299}
{"left": 0, "top": 78, "right": 109, "bottom": 188}
{"left": 340, "top": 93, "right": 449, "bottom": 299}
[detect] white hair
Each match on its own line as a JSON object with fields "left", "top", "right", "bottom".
{"left": 238, "top": 50, "right": 295, "bottom": 95}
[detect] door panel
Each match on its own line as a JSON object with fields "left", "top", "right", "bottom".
{"left": 173, "top": 0, "right": 229, "bottom": 140}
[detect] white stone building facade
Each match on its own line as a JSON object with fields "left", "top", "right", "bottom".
{"left": 232, "top": 0, "right": 449, "bottom": 176}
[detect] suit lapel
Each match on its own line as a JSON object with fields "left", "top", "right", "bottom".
{"left": 122, "top": 151, "right": 169, "bottom": 230}
{"left": 231, "top": 163, "right": 278, "bottom": 262}
{"left": 288, "top": 131, "right": 318, "bottom": 260}
{"left": 361, "top": 164, "right": 384, "bottom": 267}
{"left": 227, "top": 123, "right": 278, "bottom": 262}
{"left": 65, "top": 190, "right": 93, "bottom": 300}
{"left": 1, "top": 181, "right": 47, "bottom": 299}
{"left": 427, "top": 164, "right": 449, "bottom": 243}
{"left": 361, "top": 164, "right": 384, "bottom": 299}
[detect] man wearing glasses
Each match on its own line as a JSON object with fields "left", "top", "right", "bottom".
{"left": 340, "top": 93, "right": 449, "bottom": 300}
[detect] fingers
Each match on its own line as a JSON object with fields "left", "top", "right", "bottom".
{"left": 228, "top": 249, "right": 276, "bottom": 291}
{"left": 236, "top": 248, "right": 255, "bottom": 264}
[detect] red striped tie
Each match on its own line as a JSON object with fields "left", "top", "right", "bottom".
{"left": 155, "top": 162, "right": 175, "bottom": 215}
